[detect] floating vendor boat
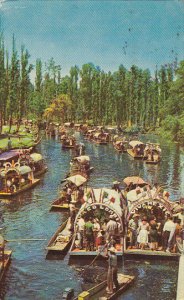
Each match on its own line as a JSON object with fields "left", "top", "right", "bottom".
{"left": 46, "top": 218, "right": 72, "bottom": 255}
{"left": 50, "top": 174, "right": 87, "bottom": 211}
{"left": 61, "top": 136, "right": 76, "bottom": 149}
{"left": 76, "top": 274, "right": 134, "bottom": 300}
{"left": 85, "top": 129, "right": 96, "bottom": 140}
{"left": 144, "top": 143, "right": 161, "bottom": 164}
{"left": 127, "top": 140, "right": 146, "bottom": 159}
{"left": 0, "top": 250, "right": 12, "bottom": 282}
{"left": 69, "top": 155, "right": 93, "bottom": 178}
{"left": 69, "top": 188, "right": 124, "bottom": 257}
{"left": 93, "top": 132, "right": 110, "bottom": 144}
{"left": 0, "top": 162, "right": 40, "bottom": 197}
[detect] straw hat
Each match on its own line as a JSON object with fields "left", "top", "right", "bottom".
{"left": 108, "top": 246, "right": 116, "bottom": 253}
{"left": 113, "top": 181, "right": 120, "bottom": 185}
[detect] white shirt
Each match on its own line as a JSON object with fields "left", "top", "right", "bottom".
{"left": 163, "top": 220, "right": 176, "bottom": 232}
{"left": 78, "top": 218, "right": 85, "bottom": 231}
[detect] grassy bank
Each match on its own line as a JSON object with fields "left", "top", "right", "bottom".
{"left": 0, "top": 126, "right": 38, "bottom": 151}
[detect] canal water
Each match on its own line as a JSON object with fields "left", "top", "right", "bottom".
{"left": 0, "top": 133, "right": 183, "bottom": 299}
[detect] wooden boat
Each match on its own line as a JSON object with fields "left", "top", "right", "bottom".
{"left": 50, "top": 174, "right": 87, "bottom": 211}
{"left": 46, "top": 218, "right": 72, "bottom": 255}
{"left": 69, "top": 188, "right": 124, "bottom": 257}
{"left": 69, "top": 156, "right": 92, "bottom": 178}
{"left": 29, "top": 153, "right": 48, "bottom": 176}
{"left": 127, "top": 140, "right": 146, "bottom": 159}
{"left": 93, "top": 132, "right": 110, "bottom": 144}
{"left": 113, "top": 140, "right": 128, "bottom": 153}
{"left": 124, "top": 180, "right": 181, "bottom": 257}
{"left": 0, "top": 163, "right": 40, "bottom": 197}
{"left": 50, "top": 197, "right": 69, "bottom": 211}
{"left": 61, "top": 136, "right": 76, "bottom": 149}
{"left": 75, "top": 274, "right": 134, "bottom": 300}
{"left": 144, "top": 144, "right": 161, "bottom": 164}
{"left": 19, "top": 152, "right": 48, "bottom": 177}
{"left": 0, "top": 250, "right": 12, "bottom": 282}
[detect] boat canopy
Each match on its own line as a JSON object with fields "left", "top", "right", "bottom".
{"left": 0, "top": 150, "right": 19, "bottom": 161}
{"left": 94, "top": 132, "right": 102, "bottom": 138}
{"left": 78, "top": 188, "right": 123, "bottom": 218}
{"left": 129, "top": 140, "right": 144, "bottom": 148}
{"left": 123, "top": 176, "right": 147, "bottom": 187}
{"left": 126, "top": 187, "right": 174, "bottom": 219}
{"left": 30, "top": 153, "right": 43, "bottom": 162}
{"left": 17, "top": 165, "right": 32, "bottom": 175}
{"left": 65, "top": 174, "right": 87, "bottom": 187}
{"left": 75, "top": 155, "right": 90, "bottom": 163}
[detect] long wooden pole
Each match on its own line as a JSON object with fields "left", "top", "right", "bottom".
{"left": 6, "top": 238, "right": 47, "bottom": 242}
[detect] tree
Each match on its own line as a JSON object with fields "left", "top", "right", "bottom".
{"left": 7, "top": 35, "right": 20, "bottom": 132}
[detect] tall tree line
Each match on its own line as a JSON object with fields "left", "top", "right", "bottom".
{"left": 0, "top": 33, "right": 184, "bottom": 143}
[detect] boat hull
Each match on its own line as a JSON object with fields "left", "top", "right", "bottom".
{"left": 0, "top": 179, "right": 40, "bottom": 197}
{"left": 0, "top": 250, "right": 12, "bottom": 282}
{"left": 46, "top": 219, "right": 72, "bottom": 255}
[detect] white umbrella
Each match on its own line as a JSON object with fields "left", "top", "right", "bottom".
{"left": 65, "top": 174, "right": 87, "bottom": 187}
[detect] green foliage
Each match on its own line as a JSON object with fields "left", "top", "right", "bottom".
{"left": 1, "top": 31, "right": 184, "bottom": 144}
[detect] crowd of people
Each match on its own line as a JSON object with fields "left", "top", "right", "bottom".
{"left": 128, "top": 213, "right": 183, "bottom": 252}
{"left": 75, "top": 214, "right": 122, "bottom": 252}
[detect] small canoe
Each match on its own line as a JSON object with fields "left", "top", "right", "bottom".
{"left": 50, "top": 197, "right": 69, "bottom": 211}
{"left": 76, "top": 273, "right": 134, "bottom": 300}
{"left": 46, "top": 218, "right": 72, "bottom": 255}
{"left": 0, "top": 179, "right": 40, "bottom": 197}
{"left": 0, "top": 250, "right": 12, "bottom": 282}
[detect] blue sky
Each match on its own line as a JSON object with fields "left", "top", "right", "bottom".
{"left": 0, "top": 0, "right": 184, "bottom": 80}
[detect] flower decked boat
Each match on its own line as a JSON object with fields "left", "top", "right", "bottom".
{"left": 69, "top": 188, "right": 124, "bottom": 257}
{"left": 0, "top": 162, "right": 40, "bottom": 197}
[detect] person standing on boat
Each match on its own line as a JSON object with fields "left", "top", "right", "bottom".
{"left": 137, "top": 217, "right": 149, "bottom": 250}
{"left": 106, "top": 246, "right": 119, "bottom": 294}
{"left": 69, "top": 200, "right": 77, "bottom": 232}
{"left": 84, "top": 217, "right": 94, "bottom": 251}
{"left": 77, "top": 215, "right": 85, "bottom": 249}
{"left": 93, "top": 218, "right": 101, "bottom": 250}
{"left": 128, "top": 214, "right": 139, "bottom": 249}
{"left": 162, "top": 215, "right": 176, "bottom": 252}
{"left": 106, "top": 215, "right": 118, "bottom": 242}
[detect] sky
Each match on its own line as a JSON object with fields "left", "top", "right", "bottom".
{"left": 0, "top": 0, "right": 184, "bottom": 80}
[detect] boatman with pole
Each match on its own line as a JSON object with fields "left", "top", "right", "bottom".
{"left": 101, "top": 244, "right": 120, "bottom": 294}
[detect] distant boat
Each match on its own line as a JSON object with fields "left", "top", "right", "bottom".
{"left": 127, "top": 140, "right": 146, "bottom": 159}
